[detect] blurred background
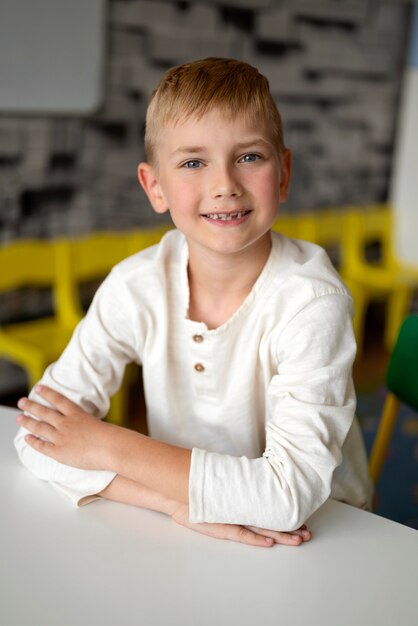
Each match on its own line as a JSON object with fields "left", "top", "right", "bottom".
{"left": 0, "top": 0, "right": 417, "bottom": 527}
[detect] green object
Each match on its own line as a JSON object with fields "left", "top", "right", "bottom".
{"left": 386, "top": 315, "right": 418, "bottom": 412}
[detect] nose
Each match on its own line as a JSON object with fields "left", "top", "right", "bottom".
{"left": 210, "top": 164, "right": 243, "bottom": 200}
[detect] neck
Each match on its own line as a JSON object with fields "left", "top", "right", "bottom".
{"left": 186, "top": 234, "right": 272, "bottom": 328}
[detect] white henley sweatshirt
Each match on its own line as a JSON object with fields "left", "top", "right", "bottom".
{"left": 14, "top": 230, "right": 373, "bottom": 530}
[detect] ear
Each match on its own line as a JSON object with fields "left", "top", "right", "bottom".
{"left": 279, "top": 149, "right": 292, "bottom": 202}
{"left": 137, "top": 162, "right": 169, "bottom": 214}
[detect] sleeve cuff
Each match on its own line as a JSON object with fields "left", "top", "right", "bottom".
{"left": 188, "top": 447, "right": 206, "bottom": 523}
{"left": 49, "top": 470, "right": 117, "bottom": 506}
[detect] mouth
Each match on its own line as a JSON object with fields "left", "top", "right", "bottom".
{"left": 201, "top": 210, "right": 252, "bottom": 222}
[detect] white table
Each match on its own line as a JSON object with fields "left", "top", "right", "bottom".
{"left": 1, "top": 405, "right": 418, "bottom": 626}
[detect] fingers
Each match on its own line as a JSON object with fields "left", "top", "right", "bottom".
{"left": 295, "top": 524, "right": 312, "bottom": 540}
{"left": 17, "top": 397, "right": 62, "bottom": 426}
{"left": 16, "top": 413, "right": 56, "bottom": 442}
{"left": 33, "top": 384, "right": 81, "bottom": 414}
{"left": 16, "top": 407, "right": 57, "bottom": 454}
{"left": 174, "top": 514, "right": 312, "bottom": 549}
{"left": 174, "top": 513, "right": 273, "bottom": 548}
{"left": 228, "top": 525, "right": 276, "bottom": 547}
{"left": 205, "top": 522, "right": 276, "bottom": 547}
{"left": 188, "top": 520, "right": 278, "bottom": 547}
{"left": 16, "top": 384, "right": 81, "bottom": 424}
{"left": 22, "top": 433, "right": 56, "bottom": 457}
{"left": 245, "top": 524, "right": 312, "bottom": 546}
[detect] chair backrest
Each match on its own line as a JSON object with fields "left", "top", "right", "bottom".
{"left": 61, "top": 228, "right": 173, "bottom": 317}
{"left": 0, "top": 240, "right": 57, "bottom": 292}
{"left": 386, "top": 314, "right": 418, "bottom": 412}
{"left": 0, "top": 239, "right": 81, "bottom": 330}
{"left": 68, "top": 227, "right": 174, "bottom": 282}
{"left": 0, "top": 228, "right": 173, "bottom": 328}
{"left": 272, "top": 214, "right": 301, "bottom": 239}
{"left": 128, "top": 225, "right": 173, "bottom": 255}
{"left": 67, "top": 232, "right": 130, "bottom": 282}
{"left": 297, "top": 209, "right": 348, "bottom": 269}
{"left": 341, "top": 204, "right": 393, "bottom": 273}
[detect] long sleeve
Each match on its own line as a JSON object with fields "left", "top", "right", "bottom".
{"left": 188, "top": 294, "right": 360, "bottom": 531}
{"left": 14, "top": 267, "right": 143, "bottom": 505}
{"left": 13, "top": 231, "right": 372, "bottom": 517}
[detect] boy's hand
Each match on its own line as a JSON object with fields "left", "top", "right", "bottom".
{"left": 171, "top": 503, "right": 312, "bottom": 548}
{"left": 16, "top": 385, "right": 115, "bottom": 470}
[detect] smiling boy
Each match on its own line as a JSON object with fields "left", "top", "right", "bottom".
{"left": 14, "top": 58, "right": 373, "bottom": 547}
{"left": 139, "top": 105, "right": 289, "bottom": 329}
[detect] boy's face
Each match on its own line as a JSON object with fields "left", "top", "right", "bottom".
{"left": 138, "top": 108, "right": 291, "bottom": 261}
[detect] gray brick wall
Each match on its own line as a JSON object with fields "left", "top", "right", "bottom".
{"left": 0, "top": 0, "right": 411, "bottom": 243}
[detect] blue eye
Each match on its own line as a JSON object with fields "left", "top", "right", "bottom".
{"left": 240, "top": 153, "right": 260, "bottom": 163}
{"left": 183, "top": 160, "right": 202, "bottom": 169}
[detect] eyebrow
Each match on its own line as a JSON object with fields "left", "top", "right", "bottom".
{"left": 170, "top": 139, "right": 272, "bottom": 158}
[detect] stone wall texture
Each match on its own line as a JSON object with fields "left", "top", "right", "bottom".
{"left": 0, "top": 0, "right": 412, "bottom": 242}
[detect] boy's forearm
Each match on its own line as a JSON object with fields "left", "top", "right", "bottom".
{"left": 15, "top": 386, "right": 190, "bottom": 505}
{"left": 105, "top": 425, "right": 191, "bottom": 504}
{"left": 99, "top": 474, "right": 180, "bottom": 516}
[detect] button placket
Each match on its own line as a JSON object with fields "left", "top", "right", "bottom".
{"left": 191, "top": 333, "right": 208, "bottom": 375}
{"left": 189, "top": 330, "right": 215, "bottom": 395}
{"left": 192, "top": 334, "right": 205, "bottom": 374}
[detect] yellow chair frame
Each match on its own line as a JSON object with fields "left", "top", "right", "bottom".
{"left": 272, "top": 214, "right": 301, "bottom": 239}
{"left": 0, "top": 239, "right": 80, "bottom": 391}
{"left": 341, "top": 205, "right": 418, "bottom": 355}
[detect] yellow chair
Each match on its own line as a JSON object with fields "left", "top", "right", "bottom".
{"left": 67, "top": 232, "right": 130, "bottom": 288}
{"left": 368, "top": 314, "right": 418, "bottom": 484}
{"left": 273, "top": 208, "right": 348, "bottom": 271}
{"left": 295, "top": 208, "right": 347, "bottom": 269}
{"left": 65, "top": 232, "right": 137, "bottom": 425}
{"left": 0, "top": 239, "right": 79, "bottom": 393}
{"left": 128, "top": 224, "right": 173, "bottom": 255}
{"left": 272, "top": 213, "right": 301, "bottom": 239}
{"left": 341, "top": 205, "right": 418, "bottom": 356}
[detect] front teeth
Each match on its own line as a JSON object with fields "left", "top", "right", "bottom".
{"left": 205, "top": 211, "right": 249, "bottom": 221}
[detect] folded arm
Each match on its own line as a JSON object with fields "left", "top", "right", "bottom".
{"left": 14, "top": 256, "right": 356, "bottom": 534}
{"left": 100, "top": 475, "right": 311, "bottom": 548}
{"left": 17, "top": 385, "right": 191, "bottom": 503}
{"left": 187, "top": 294, "right": 358, "bottom": 530}
{"left": 17, "top": 391, "right": 311, "bottom": 547}
{"left": 16, "top": 293, "right": 356, "bottom": 531}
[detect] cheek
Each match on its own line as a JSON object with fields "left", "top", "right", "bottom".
{"left": 167, "top": 180, "right": 200, "bottom": 211}
{"left": 251, "top": 170, "right": 281, "bottom": 203}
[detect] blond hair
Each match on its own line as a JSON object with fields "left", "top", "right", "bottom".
{"left": 144, "top": 57, "right": 286, "bottom": 165}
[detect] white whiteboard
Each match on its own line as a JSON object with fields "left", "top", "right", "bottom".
{"left": 0, "top": 0, "right": 106, "bottom": 114}
{"left": 391, "top": 68, "right": 418, "bottom": 265}
{"left": 391, "top": 5, "right": 418, "bottom": 266}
